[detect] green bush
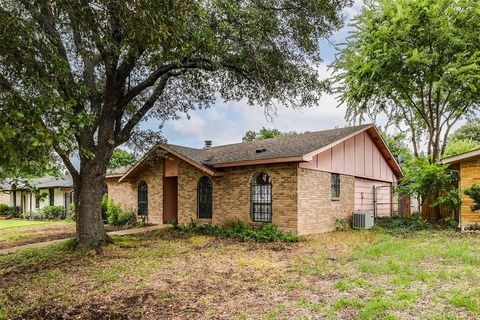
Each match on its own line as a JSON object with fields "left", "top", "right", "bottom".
{"left": 41, "top": 206, "right": 66, "bottom": 220}
{"left": 0, "top": 204, "right": 9, "bottom": 216}
{"left": 375, "top": 216, "right": 433, "bottom": 235}
{"left": 65, "top": 211, "right": 76, "bottom": 222}
{"left": 101, "top": 194, "right": 108, "bottom": 221}
{"left": 373, "top": 216, "right": 459, "bottom": 235}
{"left": 117, "top": 211, "right": 137, "bottom": 227}
{"left": 106, "top": 198, "right": 122, "bottom": 225}
{"left": 173, "top": 220, "right": 301, "bottom": 243}
{"left": 104, "top": 197, "right": 137, "bottom": 227}
{"left": 464, "top": 184, "right": 480, "bottom": 212}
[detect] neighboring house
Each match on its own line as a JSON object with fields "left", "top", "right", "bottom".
{"left": 107, "top": 124, "right": 403, "bottom": 234}
{"left": 2, "top": 175, "right": 74, "bottom": 214}
{"left": 441, "top": 149, "right": 480, "bottom": 229}
{"left": 0, "top": 181, "right": 10, "bottom": 205}
{"left": 1, "top": 169, "right": 126, "bottom": 215}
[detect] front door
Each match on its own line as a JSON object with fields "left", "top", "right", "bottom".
{"left": 163, "top": 177, "right": 178, "bottom": 223}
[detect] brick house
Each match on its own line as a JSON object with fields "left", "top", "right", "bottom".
{"left": 106, "top": 124, "right": 403, "bottom": 234}
{"left": 441, "top": 149, "right": 480, "bottom": 229}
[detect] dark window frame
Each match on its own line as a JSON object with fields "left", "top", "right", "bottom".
{"left": 137, "top": 181, "right": 148, "bottom": 216}
{"left": 197, "top": 176, "right": 213, "bottom": 219}
{"left": 35, "top": 193, "right": 40, "bottom": 208}
{"left": 48, "top": 188, "right": 55, "bottom": 206}
{"left": 102, "top": 184, "right": 108, "bottom": 198}
{"left": 251, "top": 172, "right": 273, "bottom": 223}
{"left": 331, "top": 173, "right": 341, "bottom": 198}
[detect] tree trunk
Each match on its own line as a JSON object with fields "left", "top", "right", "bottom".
{"left": 74, "top": 160, "right": 111, "bottom": 247}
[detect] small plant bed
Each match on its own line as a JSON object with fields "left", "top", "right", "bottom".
{"left": 374, "top": 216, "right": 457, "bottom": 236}
{"left": 172, "top": 220, "right": 301, "bottom": 243}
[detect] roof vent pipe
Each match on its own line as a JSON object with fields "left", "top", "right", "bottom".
{"left": 204, "top": 140, "right": 213, "bottom": 150}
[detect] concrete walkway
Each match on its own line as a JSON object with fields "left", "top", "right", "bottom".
{"left": 0, "top": 224, "right": 165, "bottom": 256}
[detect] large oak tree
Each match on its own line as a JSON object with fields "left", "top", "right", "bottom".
{"left": 334, "top": 0, "right": 480, "bottom": 162}
{"left": 0, "top": 0, "right": 350, "bottom": 247}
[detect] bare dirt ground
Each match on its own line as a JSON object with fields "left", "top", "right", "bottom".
{"left": 0, "top": 221, "right": 75, "bottom": 250}
{"left": 0, "top": 220, "right": 127, "bottom": 250}
{"left": 1, "top": 228, "right": 479, "bottom": 319}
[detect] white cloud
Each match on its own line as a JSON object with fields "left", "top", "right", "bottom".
{"left": 157, "top": 0, "right": 386, "bottom": 149}
{"left": 162, "top": 61, "right": 355, "bottom": 147}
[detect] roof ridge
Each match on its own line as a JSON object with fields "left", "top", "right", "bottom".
{"left": 167, "top": 124, "right": 373, "bottom": 150}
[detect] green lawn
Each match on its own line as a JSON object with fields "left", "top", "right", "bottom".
{"left": 0, "top": 220, "right": 65, "bottom": 231}
{"left": 1, "top": 228, "right": 479, "bottom": 319}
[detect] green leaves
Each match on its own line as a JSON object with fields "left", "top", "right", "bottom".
{"left": 396, "top": 156, "right": 459, "bottom": 210}
{"left": 108, "top": 149, "right": 136, "bottom": 170}
{"left": 334, "top": 0, "right": 480, "bottom": 161}
{"left": 464, "top": 184, "right": 480, "bottom": 212}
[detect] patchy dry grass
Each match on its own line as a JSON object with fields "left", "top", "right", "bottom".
{"left": 0, "top": 228, "right": 479, "bottom": 319}
{"left": 0, "top": 220, "right": 75, "bottom": 250}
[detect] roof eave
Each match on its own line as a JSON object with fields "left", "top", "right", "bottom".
{"left": 441, "top": 148, "right": 480, "bottom": 165}
{"left": 119, "top": 144, "right": 221, "bottom": 182}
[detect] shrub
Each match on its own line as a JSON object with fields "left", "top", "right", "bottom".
{"left": 464, "top": 184, "right": 480, "bottom": 212}
{"left": 174, "top": 220, "right": 301, "bottom": 243}
{"left": 65, "top": 211, "right": 76, "bottom": 222}
{"left": 374, "top": 215, "right": 459, "bottom": 235}
{"left": 41, "top": 206, "right": 66, "bottom": 220}
{"left": 104, "top": 198, "right": 137, "bottom": 227}
{"left": 0, "top": 204, "right": 9, "bottom": 216}
{"left": 106, "top": 198, "right": 122, "bottom": 225}
{"left": 375, "top": 216, "right": 434, "bottom": 235}
{"left": 3, "top": 206, "right": 21, "bottom": 218}
{"left": 441, "top": 216, "right": 458, "bottom": 229}
{"left": 117, "top": 211, "right": 137, "bottom": 227}
{"left": 101, "top": 194, "right": 108, "bottom": 221}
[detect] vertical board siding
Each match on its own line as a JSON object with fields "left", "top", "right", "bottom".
{"left": 354, "top": 178, "right": 392, "bottom": 216}
{"left": 354, "top": 133, "right": 365, "bottom": 176}
{"left": 317, "top": 148, "right": 332, "bottom": 171}
{"left": 300, "top": 132, "right": 397, "bottom": 183}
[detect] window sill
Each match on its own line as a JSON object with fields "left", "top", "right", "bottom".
{"left": 331, "top": 197, "right": 340, "bottom": 201}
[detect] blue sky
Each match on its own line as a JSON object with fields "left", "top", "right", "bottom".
{"left": 141, "top": 1, "right": 365, "bottom": 149}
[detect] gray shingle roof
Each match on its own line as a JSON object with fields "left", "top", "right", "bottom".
{"left": 1, "top": 175, "right": 73, "bottom": 191}
{"left": 168, "top": 124, "right": 373, "bottom": 166}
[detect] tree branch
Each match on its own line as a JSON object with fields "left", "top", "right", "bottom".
{"left": 119, "top": 58, "right": 216, "bottom": 107}
{"left": 117, "top": 70, "right": 186, "bottom": 144}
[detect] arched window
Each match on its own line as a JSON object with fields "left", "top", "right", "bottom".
{"left": 251, "top": 172, "right": 272, "bottom": 222}
{"left": 138, "top": 181, "right": 148, "bottom": 216}
{"left": 102, "top": 184, "right": 108, "bottom": 198}
{"left": 197, "top": 176, "right": 213, "bottom": 219}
